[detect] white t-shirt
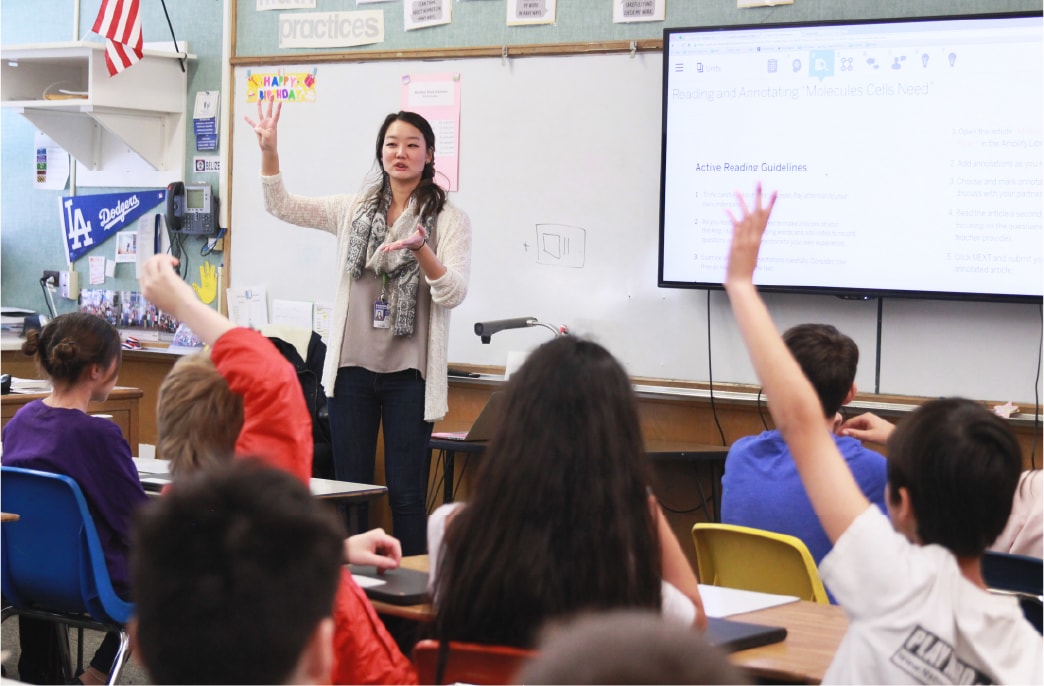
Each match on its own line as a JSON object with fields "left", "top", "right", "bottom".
{"left": 426, "top": 503, "right": 696, "bottom": 628}
{"left": 820, "top": 506, "right": 1043, "bottom": 684}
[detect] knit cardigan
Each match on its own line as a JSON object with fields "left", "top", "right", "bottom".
{"left": 261, "top": 173, "right": 471, "bottom": 421}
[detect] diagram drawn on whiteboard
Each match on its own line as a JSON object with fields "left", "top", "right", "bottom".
{"left": 536, "top": 224, "right": 585, "bottom": 268}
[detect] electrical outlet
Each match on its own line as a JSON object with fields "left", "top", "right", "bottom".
{"left": 42, "top": 270, "right": 59, "bottom": 286}
{"left": 59, "top": 270, "right": 79, "bottom": 300}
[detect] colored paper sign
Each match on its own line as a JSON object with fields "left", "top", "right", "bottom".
{"left": 245, "top": 69, "right": 318, "bottom": 104}
{"left": 401, "top": 73, "right": 462, "bottom": 191}
{"left": 60, "top": 190, "right": 165, "bottom": 263}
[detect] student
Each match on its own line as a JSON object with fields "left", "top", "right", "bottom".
{"left": 1, "top": 312, "right": 148, "bottom": 685}
{"left": 130, "top": 460, "right": 343, "bottom": 685}
{"left": 518, "top": 610, "right": 746, "bottom": 685}
{"left": 140, "top": 254, "right": 417, "bottom": 685}
{"left": 721, "top": 323, "right": 887, "bottom": 569}
{"left": 722, "top": 183, "right": 1042, "bottom": 683}
{"left": 843, "top": 412, "right": 1043, "bottom": 559}
{"left": 428, "top": 336, "right": 706, "bottom": 653}
{"left": 245, "top": 101, "right": 472, "bottom": 555}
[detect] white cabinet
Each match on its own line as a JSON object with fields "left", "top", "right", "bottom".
{"left": 1, "top": 41, "right": 195, "bottom": 186}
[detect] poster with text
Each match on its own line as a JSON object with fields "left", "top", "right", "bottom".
{"left": 404, "top": 0, "right": 451, "bottom": 31}
{"left": 613, "top": 0, "right": 664, "bottom": 23}
{"left": 401, "top": 73, "right": 461, "bottom": 191}
{"left": 507, "top": 0, "right": 555, "bottom": 26}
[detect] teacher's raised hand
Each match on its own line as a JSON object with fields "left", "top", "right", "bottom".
{"left": 244, "top": 99, "right": 282, "bottom": 156}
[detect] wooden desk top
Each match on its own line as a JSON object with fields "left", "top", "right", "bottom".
{"left": 365, "top": 556, "right": 846, "bottom": 684}
{"left": 367, "top": 554, "right": 433, "bottom": 622}
{"left": 729, "top": 600, "right": 847, "bottom": 684}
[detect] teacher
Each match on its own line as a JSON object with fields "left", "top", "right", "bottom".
{"left": 246, "top": 100, "right": 472, "bottom": 554}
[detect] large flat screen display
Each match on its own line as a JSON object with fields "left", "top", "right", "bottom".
{"left": 659, "top": 14, "right": 1043, "bottom": 302}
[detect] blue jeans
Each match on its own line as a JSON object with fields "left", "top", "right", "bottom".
{"left": 327, "top": 366, "right": 432, "bottom": 555}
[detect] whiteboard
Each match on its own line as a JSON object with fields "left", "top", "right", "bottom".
{"left": 230, "top": 54, "right": 1042, "bottom": 403}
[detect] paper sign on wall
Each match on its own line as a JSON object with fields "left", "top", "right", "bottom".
{"left": 278, "top": 10, "right": 384, "bottom": 49}
{"left": 404, "top": 0, "right": 451, "bottom": 31}
{"left": 613, "top": 0, "right": 665, "bottom": 23}
{"left": 507, "top": 0, "right": 556, "bottom": 26}
{"left": 245, "top": 69, "right": 318, "bottom": 104}
{"left": 401, "top": 73, "right": 461, "bottom": 191}
{"left": 34, "top": 132, "right": 69, "bottom": 191}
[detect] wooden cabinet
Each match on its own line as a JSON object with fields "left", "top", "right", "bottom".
{"left": 1, "top": 387, "right": 142, "bottom": 456}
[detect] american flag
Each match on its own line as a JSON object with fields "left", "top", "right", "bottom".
{"left": 92, "top": 0, "right": 143, "bottom": 76}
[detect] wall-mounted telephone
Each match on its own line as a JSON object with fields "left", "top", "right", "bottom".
{"left": 165, "top": 182, "right": 218, "bottom": 235}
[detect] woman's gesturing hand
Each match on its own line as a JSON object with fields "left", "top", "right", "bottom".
{"left": 244, "top": 99, "right": 282, "bottom": 154}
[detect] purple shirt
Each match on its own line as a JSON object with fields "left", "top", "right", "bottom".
{"left": 2, "top": 399, "right": 148, "bottom": 595}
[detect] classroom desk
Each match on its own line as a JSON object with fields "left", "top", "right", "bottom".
{"left": 133, "top": 458, "right": 388, "bottom": 505}
{"left": 427, "top": 438, "right": 728, "bottom": 519}
{"left": 1, "top": 387, "right": 142, "bottom": 455}
{"left": 728, "top": 599, "right": 847, "bottom": 684}
{"left": 365, "top": 555, "right": 846, "bottom": 684}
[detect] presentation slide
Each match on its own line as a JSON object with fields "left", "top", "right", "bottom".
{"left": 659, "top": 15, "right": 1043, "bottom": 300}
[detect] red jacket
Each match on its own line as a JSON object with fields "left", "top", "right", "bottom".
{"left": 211, "top": 327, "right": 312, "bottom": 484}
{"left": 212, "top": 328, "right": 417, "bottom": 684}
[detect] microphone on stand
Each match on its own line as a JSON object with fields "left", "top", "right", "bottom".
{"left": 474, "top": 317, "right": 566, "bottom": 344}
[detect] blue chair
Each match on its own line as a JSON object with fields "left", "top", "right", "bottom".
{"left": 982, "top": 550, "right": 1043, "bottom": 634}
{"left": 1, "top": 466, "right": 135, "bottom": 684}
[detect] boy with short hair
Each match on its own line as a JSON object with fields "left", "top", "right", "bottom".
{"left": 722, "top": 322, "right": 887, "bottom": 568}
{"left": 723, "top": 184, "right": 1042, "bottom": 684}
{"left": 130, "top": 460, "right": 343, "bottom": 685}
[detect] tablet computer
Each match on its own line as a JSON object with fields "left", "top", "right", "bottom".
{"left": 348, "top": 565, "right": 430, "bottom": 606}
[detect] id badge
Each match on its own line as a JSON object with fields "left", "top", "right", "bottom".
{"left": 373, "top": 299, "right": 390, "bottom": 329}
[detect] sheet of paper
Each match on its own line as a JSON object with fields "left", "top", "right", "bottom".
{"left": 135, "top": 216, "right": 157, "bottom": 277}
{"left": 114, "top": 230, "right": 138, "bottom": 263}
{"left": 507, "top": 0, "right": 555, "bottom": 26}
{"left": 34, "top": 131, "right": 69, "bottom": 191}
{"left": 227, "top": 286, "right": 269, "bottom": 328}
{"left": 313, "top": 302, "right": 334, "bottom": 342}
{"left": 351, "top": 575, "right": 388, "bottom": 588}
{"left": 403, "top": 0, "right": 451, "bottom": 31}
{"left": 401, "top": 73, "right": 461, "bottom": 190}
{"left": 89, "top": 256, "right": 106, "bottom": 285}
{"left": 697, "top": 584, "right": 800, "bottom": 618}
{"left": 272, "top": 299, "right": 314, "bottom": 330}
{"left": 613, "top": 0, "right": 665, "bottom": 23}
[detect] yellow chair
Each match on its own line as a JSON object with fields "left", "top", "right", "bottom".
{"left": 691, "top": 523, "right": 830, "bottom": 604}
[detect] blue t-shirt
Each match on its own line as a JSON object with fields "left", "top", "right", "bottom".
{"left": 2, "top": 399, "right": 148, "bottom": 595}
{"left": 721, "top": 429, "right": 887, "bottom": 569}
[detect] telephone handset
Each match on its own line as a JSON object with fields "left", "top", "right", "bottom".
{"left": 165, "top": 181, "right": 217, "bottom": 235}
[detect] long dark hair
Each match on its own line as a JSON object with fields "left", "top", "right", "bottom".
{"left": 431, "top": 336, "right": 662, "bottom": 649}
{"left": 374, "top": 110, "right": 446, "bottom": 222}
{"left": 22, "top": 312, "right": 121, "bottom": 387}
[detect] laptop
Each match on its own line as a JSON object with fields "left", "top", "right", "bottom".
{"left": 431, "top": 391, "right": 506, "bottom": 442}
{"left": 348, "top": 565, "right": 430, "bottom": 605}
{"left": 703, "top": 616, "right": 787, "bottom": 652}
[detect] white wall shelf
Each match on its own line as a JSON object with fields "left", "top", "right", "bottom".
{"left": 1, "top": 41, "right": 195, "bottom": 186}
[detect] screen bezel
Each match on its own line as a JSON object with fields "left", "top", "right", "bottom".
{"left": 657, "top": 12, "right": 1044, "bottom": 305}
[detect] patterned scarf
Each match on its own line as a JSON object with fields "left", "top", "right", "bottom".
{"left": 346, "top": 180, "right": 435, "bottom": 336}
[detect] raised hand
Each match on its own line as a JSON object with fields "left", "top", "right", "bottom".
{"left": 243, "top": 98, "right": 282, "bottom": 154}
{"left": 140, "top": 255, "right": 196, "bottom": 315}
{"left": 725, "top": 182, "right": 777, "bottom": 288}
